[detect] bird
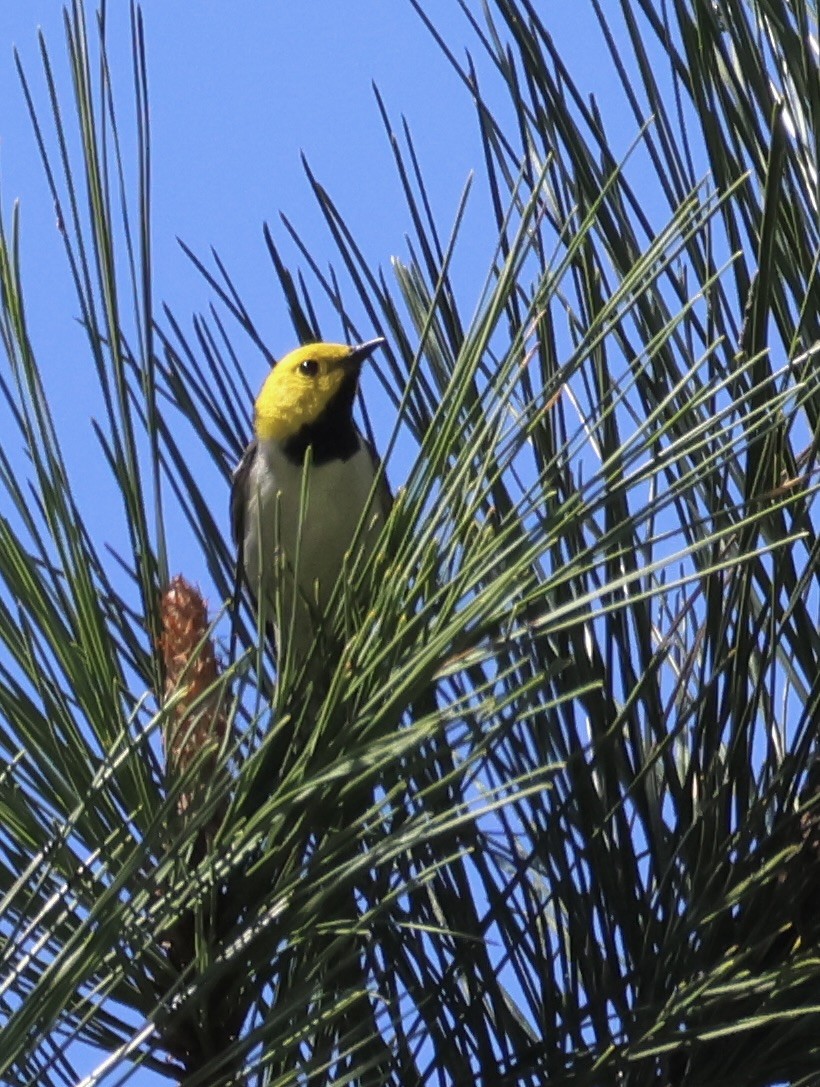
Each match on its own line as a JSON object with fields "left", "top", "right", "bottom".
{"left": 231, "top": 339, "right": 396, "bottom": 1077}
{"left": 230, "top": 338, "right": 391, "bottom": 673}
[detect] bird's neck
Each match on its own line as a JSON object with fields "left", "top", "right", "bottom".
{"left": 281, "top": 383, "right": 361, "bottom": 466}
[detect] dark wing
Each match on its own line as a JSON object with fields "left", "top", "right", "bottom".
{"left": 229, "top": 440, "right": 260, "bottom": 655}
{"left": 230, "top": 439, "right": 258, "bottom": 552}
{"left": 360, "top": 434, "right": 394, "bottom": 520}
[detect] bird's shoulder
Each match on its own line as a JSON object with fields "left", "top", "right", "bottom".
{"left": 230, "top": 439, "right": 258, "bottom": 547}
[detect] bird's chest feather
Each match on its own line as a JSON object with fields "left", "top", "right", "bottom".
{"left": 244, "top": 438, "right": 382, "bottom": 610}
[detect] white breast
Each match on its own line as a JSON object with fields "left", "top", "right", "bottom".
{"left": 242, "top": 437, "right": 385, "bottom": 661}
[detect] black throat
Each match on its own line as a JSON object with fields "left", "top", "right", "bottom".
{"left": 282, "top": 375, "right": 361, "bottom": 466}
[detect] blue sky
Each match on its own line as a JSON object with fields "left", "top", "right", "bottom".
{"left": 0, "top": 2, "right": 639, "bottom": 602}
{"left": 0, "top": 4, "right": 503, "bottom": 571}
{"left": 0, "top": 4, "right": 643, "bottom": 1084}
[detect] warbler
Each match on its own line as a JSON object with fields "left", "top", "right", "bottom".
{"left": 231, "top": 338, "right": 390, "bottom": 667}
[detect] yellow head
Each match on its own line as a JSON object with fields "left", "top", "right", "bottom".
{"left": 254, "top": 339, "right": 383, "bottom": 444}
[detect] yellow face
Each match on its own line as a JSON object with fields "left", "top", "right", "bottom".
{"left": 254, "top": 341, "right": 380, "bottom": 444}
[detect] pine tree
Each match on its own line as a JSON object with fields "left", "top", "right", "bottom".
{"left": 1, "top": 2, "right": 819, "bottom": 1084}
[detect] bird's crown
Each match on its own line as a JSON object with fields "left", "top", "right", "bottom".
{"left": 254, "top": 339, "right": 382, "bottom": 444}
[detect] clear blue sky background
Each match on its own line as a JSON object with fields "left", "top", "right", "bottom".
{"left": 0, "top": 3, "right": 635, "bottom": 566}
{"left": 0, "top": 4, "right": 640, "bottom": 1084}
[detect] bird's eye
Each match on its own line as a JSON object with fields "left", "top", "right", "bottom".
{"left": 299, "top": 358, "right": 319, "bottom": 377}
